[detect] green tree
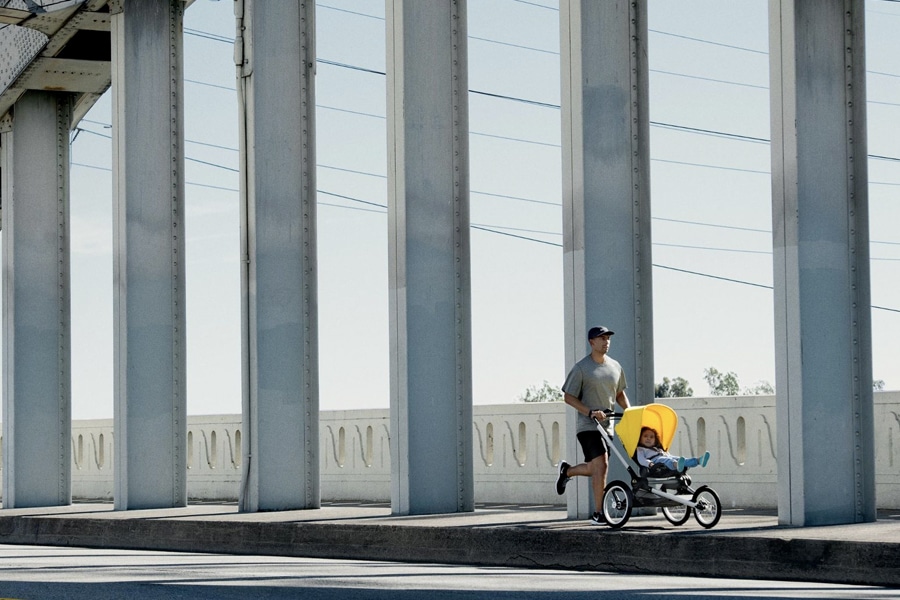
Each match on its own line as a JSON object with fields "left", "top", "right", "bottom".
{"left": 874, "top": 379, "right": 886, "bottom": 391}
{"left": 518, "top": 380, "right": 563, "bottom": 403}
{"left": 703, "top": 367, "right": 741, "bottom": 396}
{"left": 743, "top": 380, "right": 775, "bottom": 395}
{"left": 654, "top": 376, "right": 693, "bottom": 398}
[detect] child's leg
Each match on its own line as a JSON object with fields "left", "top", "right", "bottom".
{"left": 684, "top": 452, "right": 711, "bottom": 468}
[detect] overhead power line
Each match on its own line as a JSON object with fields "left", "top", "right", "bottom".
{"left": 184, "top": 27, "right": 232, "bottom": 44}
{"left": 509, "top": 0, "right": 557, "bottom": 10}
{"left": 183, "top": 11, "right": 900, "bottom": 81}
{"left": 653, "top": 216, "right": 768, "bottom": 234}
{"left": 181, "top": 26, "right": 900, "bottom": 108}
{"left": 470, "top": 34, "right": 558, "bottom": 55}
{"left": 317, "top": 3, "right": 381, "bottom": 20}
{"left": 653, "top": 264, "right": 772, "bottom": 289}
{"left": 67, "top": 158, "right": 900, "bottom": 311}
{"left": 310, "top": 60, "right": 900, "bottom": 162}
{"left": 72, "top": 123, "right": 900, "bottom": 247}
{"left": 471, "top": 224, "right": 561, "bottom": 247}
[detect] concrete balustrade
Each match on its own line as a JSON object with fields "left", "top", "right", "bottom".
{"left": 3, "top": 392, "right": 899, "bottom": 509}
{"left": 473, "top": 403, "right": 565, "bottom": 505}
{"left": 321, "top": 411, "right": 391, "bottom": 502}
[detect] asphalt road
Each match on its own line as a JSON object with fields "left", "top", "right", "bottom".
{"left": 0, "top": 544, "right": 898, "bottom": 599}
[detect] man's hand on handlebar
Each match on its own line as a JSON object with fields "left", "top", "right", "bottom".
{"left": 589, "top": 409, "right": 613, "bottom": 422}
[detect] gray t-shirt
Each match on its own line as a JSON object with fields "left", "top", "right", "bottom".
{"left": 562, "top": 354, "right": 627, "bottom": 434}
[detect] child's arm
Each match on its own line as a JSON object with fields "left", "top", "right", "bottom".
{"left": 635, "top": 447, "right": 653, "bottom": 467}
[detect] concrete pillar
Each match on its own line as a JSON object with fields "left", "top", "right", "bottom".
{"left": 769, "top": 0, "right": 875, "bottom": 525}
{"left": 386, "top": 0, "right": 474, "bottom": 515}
{"left": 559, "top": 0, "right": 653, "bottom": 519}
{"left": 235, "top": 0, "right": 319, "bottom": 512}
{"left": 1, "top": 91, "right": 73, "bottom": 508}
{"left": 110, "top": 0, "right": 187, "bottom": 510}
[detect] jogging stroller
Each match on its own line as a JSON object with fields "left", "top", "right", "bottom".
{"left": 596, "top": 403, "right": 722, "bottom": 529}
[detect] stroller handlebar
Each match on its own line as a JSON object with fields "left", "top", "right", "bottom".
{"left": 590, "top": 409, "right": 617, "bottom": 424}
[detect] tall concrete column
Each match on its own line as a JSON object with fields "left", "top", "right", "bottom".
{"left": 769, "top": 0, "right": 875, "bottom": 526}
{"left": 1, "top": 91, "right": 73, "bottom": 508}
{"left": 386, "top": 0, "right": 474, "bottom": 516}
{"left": 560, "top": 0, "right": 653, "bottom": 519}
{"left": 235, "top": 0, "right": 319, "bottom": 512}
{"left": 110, "top": 0, "right": 187, "bottom": 510}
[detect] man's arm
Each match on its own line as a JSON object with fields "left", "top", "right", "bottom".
{"left": 616, "top": 390, "right": 630, "bottom": 411}
{"left": 564, "top": 392, "right": 607, "bottom": 421}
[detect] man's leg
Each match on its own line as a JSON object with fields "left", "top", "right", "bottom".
{"left": 564, "top": 432, "right": 610, "bottom": 517}
{"left": 589, "top": 454, "right": 608, "bottom": 513}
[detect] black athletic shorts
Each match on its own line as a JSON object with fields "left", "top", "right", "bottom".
{"left": 576, "top": 430, "right": 608, "bottom": 462}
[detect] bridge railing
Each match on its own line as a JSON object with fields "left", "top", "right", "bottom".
{"left": 3, "top": 392, "right": 899, "bottom": 508}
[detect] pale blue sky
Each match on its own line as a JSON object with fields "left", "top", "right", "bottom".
{"left": 38, "top": 0, "right": 900, "bottom": 418}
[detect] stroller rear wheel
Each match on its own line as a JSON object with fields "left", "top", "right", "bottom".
{"left": 601, "top": 481, "right": 634, "bottom": 528}
{"left": 692, "top": 486, "right": 722, "bottom": 529}
{"left": 661, "top": 503, "right": 690, "bottom": 526}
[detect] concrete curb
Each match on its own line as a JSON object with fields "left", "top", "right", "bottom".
{"left": 0, "top": 514, "right": 898, "bottom": 586}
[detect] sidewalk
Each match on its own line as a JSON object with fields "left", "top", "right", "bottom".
{"left": 0, "top": 502, "right": 898, "bottom": 587}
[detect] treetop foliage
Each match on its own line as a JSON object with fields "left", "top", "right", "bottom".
{"left": 518, "top": 380, "right": 563, "bottom": 403}
{"left": 654, "top": 376, "right": 693, "bottom": 398}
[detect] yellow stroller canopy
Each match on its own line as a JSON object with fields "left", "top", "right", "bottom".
{"left": 616, "top": 403, "right": 678, "bottom": 457}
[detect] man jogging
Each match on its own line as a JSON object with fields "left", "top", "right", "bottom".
{"left": 555, "top": 325, "right": 630, "bottom": 524}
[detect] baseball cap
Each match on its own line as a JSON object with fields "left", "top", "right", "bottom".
{"left": 588, "top": 326, "right": 615, "bottom": 339}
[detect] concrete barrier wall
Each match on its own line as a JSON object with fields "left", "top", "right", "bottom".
{"left": 2, "top": 392, "right": 899, "bottom": 509}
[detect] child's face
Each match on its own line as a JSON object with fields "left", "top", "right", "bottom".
{"left": 640, "top": 429, "right": 657, "bottom": 447}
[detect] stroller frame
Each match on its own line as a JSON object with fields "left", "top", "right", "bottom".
{"left": 595, "top": 404, "right": 722, "bottom": 529}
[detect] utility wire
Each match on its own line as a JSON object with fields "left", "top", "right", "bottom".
{"left": 470, "top": 34, "right": 558, "bottom": 55}
{"left": 653, "top": 216, "right": 769, "bottom": 234}
{"left": 314, "top": 7, "right": 900, "bottom": 91}
{"left": 67, "top": 159, "right": 900, "bottom": 311}
{"left": 316, "top": 57, "right": 385, "bottom": 76}
{"left": 468, "top": 88, "right": 559, "bottom": 109}
{"left": 320, "top": 102, "right": 900, "bottom": 163}
{"left": 186, "top": 78, "right": 234, "bottom": 92}
{"left": 184, "top": 27, "right": 232, "bottom": 44}
{"left": 170, "top": 72, "right": 900, "bottom": 166}
{"left": 471, "top": 189, "right": 559, "bottom": 207}
{"left": 182, "top": 27, "right": 900, "bottom": 108}
{"left": 651, "top": 68, "right": 768, "bottom": 90}
{"left": 311, "top": 59, "right": 900, "bottom": 162}
{"left": 83, "top": 20, "right": 900, "bottom": 240}
{"left": 471, "top": 224, "right": 562, "bottom": 247}
{"left": 315, "top": 191, "right": 900, "bottom": 261}
{"left": 72, "top": 124, "right": 900, "bottom": 246}
{"left": 653, "top": 157, "right": 770, "bottom": 175}
{"left": 508, "top": 0, "right": 557, "bottom": 10}
{"left": 67, "top": 19, "right": 900, "bottom": 313}
{"left": 655, "top": 242, "right": 770, "bottom": 255}
{"left": 317, "top": 3, "right": 382, "bottom": 20}
{"left": 653, "top": 264, "right": 772, "bottom": 289}
{"left": 649, "top": 29, "right": 766, "bottom": 55}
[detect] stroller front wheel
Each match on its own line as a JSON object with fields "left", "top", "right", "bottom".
{"left": 601, "top": 481, "right": 634, "bottom": 528}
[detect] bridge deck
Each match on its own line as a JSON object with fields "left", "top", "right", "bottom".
{"left": 0, "top": 502, "right": 897, "bottom": 586}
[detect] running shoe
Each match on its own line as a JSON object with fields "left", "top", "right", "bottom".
{"left": 555, "top": 461, "right": 571, "bottom": 495}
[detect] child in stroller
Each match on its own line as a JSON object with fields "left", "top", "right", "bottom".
{"left": 636, "top": 426, "right": 710, "bottom": 476}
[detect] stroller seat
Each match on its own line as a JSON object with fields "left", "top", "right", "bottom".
{"left": 637, "top": 462, "right": 680, "bottom": 479}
